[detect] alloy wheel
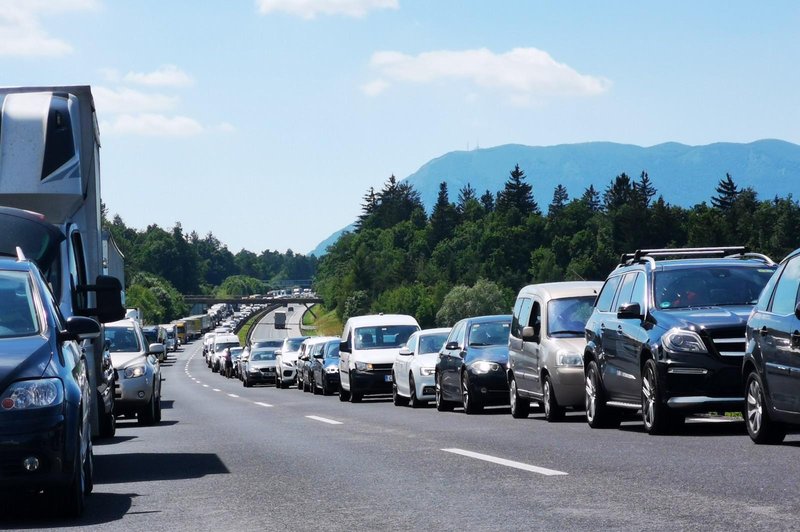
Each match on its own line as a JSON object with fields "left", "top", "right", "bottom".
{"left": 543, "top": 379, "right": 552, "bottom": 418}
{"left": 746, "top": 378, "right": 763, "bottom": 435}
{"left": 585, "top": 371, "right": 597, "bottom": 422}
{"left": 642, "top": 366, "right": 656, "bottom": 430}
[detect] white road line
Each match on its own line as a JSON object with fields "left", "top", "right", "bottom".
{"left": 441, "top": 448, "right": 568, "bottom": 476}
{"left": 202, "top": 384, "right": 209, "bottom": 388}
{"left": 212, "top": 388, "right": 221, "bottom": 392}
{"left": 254, "top": 402, "right": 273, "bottom": 408}
{"left": 305, "top": 415, "right": 343, "bottom": 425}
{"left": 228, "top": 393, "right": 239, "bottom": 398}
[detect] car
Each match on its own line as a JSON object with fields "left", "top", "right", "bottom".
{"left": 299, "top": 337, "right": 338, "bottom": 392}
{"left": 161, "top": 323, "right": 179, "bottom": 352}
{"left": 743, "top": 247, "right": 800, "bottom": 444}
{"left": 275, "top": 336, "right": 309, "bottom": 389}
{"left": 338, "top": 314, "right": 421, "bottom": 403}
{"left": 392, "top": 328, "right": 451, "bottom": 407}
{"left": 0, "top": 256, "right": 100, "bottom": 516}
{"left": 507, "top": 281, "right": 602, "bottom": 420}
{"left": 584, "top": 247, "right": 776, "bottom": 434}
{"left": 203, "top": 332, "right": 216, "bottom": 365}
{"left": 210, "top": 334, "right": 241, "bottom": 373}
{"left": 142, "top": 325, "right": 168, "bottom": 362}
{"left": 435, "top": 315, "right": 512, "bottom": 414}
{"left": 243, "top": 347, "right": 279, "bottom": 387}
{"left": 230, "top": 347, "right": 244, "bottom": 379}
{"left": 310, "top": 338, "right": 342, "bottom": 395}
{"left": 251, "top": 339, "right": 284, "bottom": 350}
{"left": 104, "top": 318, "right": 164, "bottom": 425}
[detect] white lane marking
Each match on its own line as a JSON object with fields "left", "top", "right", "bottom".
{"left": 202, "top": 384, "right": 209, "bottom": 388}
{"left": 305, "top": 415, "right": 343, "bottom": 425}
{"left": 441, "top": 448, "right": 567, "bottom": 476}
{"left": 212, "top": 388, "right": 221, "bottom": 392}
{"left": 254, "top": 402, "right": 273, "bottom": 408}
{"left": 228, "top": 393, "right": 239, "bottom": 398}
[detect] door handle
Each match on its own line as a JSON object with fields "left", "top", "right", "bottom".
{"left": 617, "top": 325, "right": 623, "bottom": 331}
{"left": 791, "top": 330, "right": 800, "bottom": 347}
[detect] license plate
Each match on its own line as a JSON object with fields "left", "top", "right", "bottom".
{"left": 385, "top": 375, "right": 393, "bottom": 382}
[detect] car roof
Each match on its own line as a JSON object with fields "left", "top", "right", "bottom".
{"left": 214, "top": 334, "right": 240, "bottom": 342}
{"left": 416, "top": 327, "right": 451, "bottom": 336}
{"left": 462, "top": 314, "right": 512, "bottom": 325}
{"left": 303, "top": 336, "right": 339, "bottom": 345}
{"left": 517, "top": 281, "right": 603, "bottom": 300}
{"left": 0, "top": 257, "right": 36, "bottom": 272}
{"left": 346, "top": 314, "right": 419, "bottom": 328}
{"left": 613, "top": 257, "right": 776, "bottom": 275}
{"left": 107, "top": 318, "right": 140, "bottom": 329}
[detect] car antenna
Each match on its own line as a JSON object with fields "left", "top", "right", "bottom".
{"left": 16, "top": 247, "right": 26, "bottom": 261}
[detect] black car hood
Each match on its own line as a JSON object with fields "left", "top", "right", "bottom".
{"left": 464, "top": 345, "right": 509, "bottom": 365}
{"left": 652, "top": 306, "right": 752, "bottom": 331}
{"left": 0, "top": 335, "right": 53, "bottom": 392}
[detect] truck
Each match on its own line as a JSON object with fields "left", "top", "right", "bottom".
{"left": 274, "top": 310, "right": 287, "bottom": 329}
{"left": 0, "top": 86, "right": 126, "bottom": 438}
{"left": 172, "top": 319, "right": 187, "bottom": 344}
{"left": 184, "top": 315, "right": 202, "bottom": 339}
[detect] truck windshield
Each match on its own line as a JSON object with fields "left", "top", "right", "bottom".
{"left": 654, "top": 266, "right": 776, "bottom": 309}
{"left": 354, "top": 325, "right": 418, "bottom": 350}
{"left": 0, "top": 271, "right": 40, "bottom": 338}
{"left": 548, "top": 296, "right": 595, "bottom": 337}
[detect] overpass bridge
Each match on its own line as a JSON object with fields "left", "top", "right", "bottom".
{"left": 183, "top": 296, "right": 323, "bottom": 305}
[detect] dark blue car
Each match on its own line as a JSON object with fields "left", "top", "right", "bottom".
{"left": 0, "top": 255, "right": 101, "bottom": 516}
{"left": 435, "top": 315, "right": 512, "bottom": 414}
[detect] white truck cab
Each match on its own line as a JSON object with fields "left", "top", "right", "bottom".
{"left": 338, "top": 314, "right": 420, "bottom": 403}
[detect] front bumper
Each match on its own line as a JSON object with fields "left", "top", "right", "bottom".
{"left": 278, "top": 364, "right": 297, "bottom": 383}
{"left": 551, "top": 366, "right": 585, "bottom": 408}
{"left": 413, "top": 372, "right": 436, "bottom": 400}
{"left": 115, "top": 373, "right": 154, "bottom": 411}
{"left": 657, "top": 351, "right": 744, "bottom": 411}
{"left": 465, "top": 368, "right": 509, "bottom": 406}
{"left": 350, "top": 369, "right": 393, "bottom": 395}
{"left": 248, "top": 368, "right": 278, "bottom": 383}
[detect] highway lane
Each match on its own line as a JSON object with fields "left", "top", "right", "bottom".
{"left": 4, "top": 313, "right": 800, "bottom": 530}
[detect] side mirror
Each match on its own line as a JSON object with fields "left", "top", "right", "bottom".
{"left": 617, "top": 302, "right": 643, "bottom": 320}
{"left": 795, "top": 302, "right": 800, "bottom": 320}
{"left": 339, "top": 341, "right": 351, "bottom": 353}
{"left": 521, "top": 326, "right": 539, "bottom": 343}
{"left": 59, "top": 316, "right": 101, "bottom": 342}
{"left": 445, "top": 341, "right": 459, "bottom": 351}
{"left": 149, "top": 343, "right": 165, "bottom": 355}
{"left": 398, "top": 346, "right": 412, "bottom": 356}
{"left": 275, "top": 350, "right": 282, "bottom": 356}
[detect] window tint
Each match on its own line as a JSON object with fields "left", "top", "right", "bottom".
{"left": 596, "top": 275, "right": 622, "bottom": 312}
{"left": 654, "top": 266, "right": 776, "bottom": 309}
{"left": 448, "top": 321, "right": 465, "bottom": 347}
{"left": 419, "top": 333, "right": 449, "bottom": 354}
{"left": 770, "top": 259, "right": 800, "bottom": 315}
{"left": 405, "top": 334, "right": 418, "bottom": 353}
{"left": 468, "top": 321, "right": 511, "bottom": 347}
{"left": 0, "top": 271, "right": 40, "bottom": 337}
{"left": 530, "top": 301, "right": 542, "bottom": 339}
{"left": 511, "top": 297, "right": 532, "bottom": 338}
{"left": 353, "top": 325, "right": 419, "bottom": 350}
{"left": 630, "top": 273, "right": 646, "bottom": 309}
{"left": 756, "top": 263, "right": 784, "bottom": 311}
{"left": 547, "top": 296, "right": 595, "bottom": 337}
{"left": 614, "top": 272, "right": 638, "bottom": 310}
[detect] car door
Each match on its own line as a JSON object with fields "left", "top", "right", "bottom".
{"left": 509, "top": 296, "right": 533, "bottom": 391}
{"left": 525, "top": 299, "right": 544, "bottom": 396}
{"left": 591, "top": 275, "right": 623, "bottom": 394}
{"left": 763, "top": 257, "right": 800, "bottom": 412}
{"left": 440, "top": 321, "right": 466, "bottom": 401}
{"left": 615, "top": 271, "right": 649, "bottom": 401}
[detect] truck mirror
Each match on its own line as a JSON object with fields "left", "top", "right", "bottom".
{"left": 93, "top": 275, "right": 125, "bottom": 323}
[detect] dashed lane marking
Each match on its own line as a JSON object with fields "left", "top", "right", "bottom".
{"left": 228, "top": 394, "right": 239, "bottom": 398}
{"left": 254, "top": 402, "right": 273, "bottom": 408}
{"left": 441, "top": 448, "right": 567, "bottom": 476}
{"left": 305, "top": 415, "right": 343, "bottom": 425}
{"left": 212, "top": 388, "right": 221, "bottom": 392}
{"left": 202, "top": 384, "right": 209, "bottom": 388}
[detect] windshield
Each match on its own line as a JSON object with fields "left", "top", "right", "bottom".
{"left": 654, "top": 266, "right": 775, "bottom": 309}
{"left": 324, "top": 341, "right": 340, "bottom": 358}
{"left": 142, "top": 329, "right": 158, "bottom": 343}
{"left": 547, "top": 296, "right": 595, "bottom": 337}
{"left": 0, "top": 271, "right": 40, "bottom": 338}
{"left": 105, "top": 326, "right": 142, "bottom": 352}
{"left": 354, "top": 325, "right": 418, "bottom": 350}
{"left": 468, "top": 321, "right": 510, "bottom": 347}
{"left": 215, "top": 341, "right": 240, "bottom": 352}
{"left": 284, "top": 338, "right": 306, "bottom": 351}
{"left": 250, "top": 349, "right": 277, "bottom": 361}
{"left": 253, "top": 339, "right": 283, "bottom": 348}
{"left": 419, "top": 333, "right": 449, "bottom": 354}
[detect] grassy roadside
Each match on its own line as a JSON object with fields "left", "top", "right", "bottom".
{"left": 302, "top": 305, "right": 343, "bottom": 336}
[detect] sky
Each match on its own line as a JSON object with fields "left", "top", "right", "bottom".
{"left": 1, "top": 0, "right": 798, "bottom": 255}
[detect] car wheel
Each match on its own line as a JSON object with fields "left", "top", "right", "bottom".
{"left": 98, "top": 393, "right": 116, "bottom": 438}
{"left": 321, "top": 377, "right": 329, "bottom": 396}
{"left": 244, "top": 376, "right": 252, "bottom": 388}
{"left": 138, "top": 392, "right": 157, "bottom": 425}
{"left": 462, "top": 372, "right": 483, "bottom": 414}
{"left": 745, "top": 371, "right": 786, "bottom": 444}
{"left": 57, "top": 433, "right": 86, "bottom": 518}
{"left": 409, "top": 374, "right": 424, "bottom": 408}
{"left": 392, "top": 376, "right": 409, "bottom": 406}
{"left": 83, "top": 441, "right": 94, "bottom": 495}
{"left": 297, "top": 377, "right": 303, "bottom": 390}
{"left": 436, "top": 373, "right": 454, "bottom": 412}
{"left": 543, "top": 375, "right": 565, "bottom": 422}
{"left": 509, "top": 374, "right": 530, "bottom": 419}
{"left": 154, "top": 390, "right": 162, "bottom": 423}
{"left": 276, "top": 378, "right": 283, "bottom": 389}
{"left": 642, "top": 359, "right": 673, "bottom": 435}
{"left": 585, "top": 361, "right": 620, "bottom": 428}
{"left": 338, "top": 381, "right": 351, "bottom": 402}
{"left": 349, "top": 375, "right": 362, "bottom": 403}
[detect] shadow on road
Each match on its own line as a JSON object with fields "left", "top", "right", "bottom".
{"left": 0, "top": 492, "right": 136, "bottom": 528}
{"left": 94, "top": 434, "right": 138, "bottom": 446}
{"left": 94, "top": 452, "right": 229, "bottom": 484}
{"left": 618, "top": 418, "right": 747, "bottom": 437}
{"left": 161, "top": 400, "right": 174, "bottom": 409}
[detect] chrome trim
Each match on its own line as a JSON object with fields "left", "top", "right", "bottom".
{"left": 667, "top": 396, "right": 742, "bottom": 407}
{"left": 713, "top": 338, "right": 743, "bottom": 344}
{"left": 667, "top": 367, "right": 708, "bottom": 375}
{"left": 719, "top": 351, "right": 744, "bottom": 357}
{"left": 606, "top": 400, "right": 641, "bottom": 409}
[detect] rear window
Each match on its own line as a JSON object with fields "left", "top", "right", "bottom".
{"left": 654, "top": 266, "right": 775, "bottom": 309}
{"left": 0, "top": 271, "right": 40, "bottom": 338}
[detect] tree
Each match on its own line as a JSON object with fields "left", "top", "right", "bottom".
{"left": 496, "top": 164, "right": 538, "bottom": 215}
{"left": 603, "top": 173, "right": 634, "bottom": 211}
{"left": 548, "top": 184, "right": 569, "bottom": 216}
{"left": 435, "top": 279, "right": 511, "bottom": 326}
{"left": 634, "top": 171, "right": 657, "bottom": 208}
{"left": 216, "top": 275, "right": 266, "bottom": 297}
{"left": 581, "top": 184, "right": 601, "bottom": 212}
{"left": 457, "top": 183, "right": 477, "bottom": 211}
{"left": 429, "top": 182, "right": 459, "bottom": 246}
{"left": 711, "top": 173, "right": 740, "bottom": 210}
{"left": 480, "top": 189, "right": 495, "bottom": 212}
{"left": 356, "top": 187, "right": 378, "bottom": 231}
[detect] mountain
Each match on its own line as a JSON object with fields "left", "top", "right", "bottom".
{"left": 309, "top": 139, "right": 800, "bottom": 256}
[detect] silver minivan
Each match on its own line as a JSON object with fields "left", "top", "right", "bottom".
{"left": 508, "top": 281, "right": 602, "bottom": 421}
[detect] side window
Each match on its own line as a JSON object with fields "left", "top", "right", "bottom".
{"left": 769, "top": 258, "right": 800, "bottom": 315}
{"left": 448, "top": 321, "right": 465, "bottom": 347}
{"left": 406, "top": 335, "right": 418, "bottom": 353}
{"left": 756, "top": 263, "right": 784, "bottom": 311}
{"left": 613, "top": 272, "right": 638, "bottom": 310}
{"left": 596, "top": 275, "right": 622, "bottom": 312}
{"left": 530, "top": 301, "right": 542, "bottom": 340}
{"left": 69, "top": 232, "right": 88, "bottom": 311}
{"left": 511, "top": 297, "right": 532, "bottom": 338}
{"left": 630, "top": 273, "right": 647, "bottom": 309}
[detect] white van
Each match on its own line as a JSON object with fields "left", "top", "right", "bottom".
{"left": 338, "top": 314, "right": 420, "bottom": 402}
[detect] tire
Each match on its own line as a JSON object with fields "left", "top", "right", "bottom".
{"left": 153, "top": 391, "right": 162, "bottom": 423}
{"left": 276, "top": 378, "right": 283, "bottom": 389}
{"left": 57, "top": 435, "right": 86, "bottom": 518}
{"left": 436, "top": 373, "right": 454, "bottom": 411}
{"left": 297, "top": 376, "right": 303, "bottom": 390}
{"left": 303, "top": 376, "right": 310, "bottom": 393}
{"left": 83, "top": 442, "right": 94, "bottom": 495}
{"left": 745, "top": 371, "right": 786, "bottom": 444}
{"left": 339, "top": 381, "right": 351, "bottom": 402}
{"left": 244, "top": 376, "right": 252, "bottom": 388}
{"left": 138, "top": 391, "right": 157, "bottom": 425}
{"left": 409, "top": 374, "right": 425, "bottom": 408}
{"left": 98, "top": 393, "right": 116, "bottom": 439}
{"left": 313, "top": 378, "right": 322, "bottom": 395}
{"left": 349, "top": 375, "right": 362, "bottom": 403}
{"left": 321, "top": 377, "right": 329, "bottom": 396}
{"left": 642, "top": 359, "right": 673, "bottom": 435}
{"left": 392, "top": 377, "right": 409, "bottom": 407}
{"left": 509, "top": 374, "right": 530, "bottom": 419}
{"left": 543, "top": 375, "right": 565, "bottom": 422}
{"left": 585, "top": 361, "right": 620, "bottom": 428}
{"left": 462, "top": 372, "right": 483, "bottom": 414}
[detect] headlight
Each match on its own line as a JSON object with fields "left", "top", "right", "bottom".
{"left": 124, "top": 365, "right": 146, "bottom": 379}
{"left": 556, "top": 351, "right": 583, "bottom": 367}
{"left": 354, "top": 361, "right": 373, "bottom": 371}
{"left": 471, "top": 361, "right": 500, "bottom": 374}
{"left": 325, "top": 365, "right": 339, "bottom": 374}
{"left": 419, "top": 367, "right": 435, "bottom": 376}
{"left": 0, "top": 378, "right": 63, "bottom": 410}
{"left": 663, "top": 328, "right": 707, "bottom": 353}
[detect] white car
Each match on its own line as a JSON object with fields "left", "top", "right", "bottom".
{"left": 392, "top": 328, "right": 451, "bottom": 407}
{"left": 275, "top": 336, "right": 309, "bottom": 388}
{"left": 210, "top": 333, "right": 241, "bottom": 373}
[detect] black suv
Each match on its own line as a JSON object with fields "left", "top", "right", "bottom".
{"left": 743, "top": 247, "right": 800, "bottom": 444}
{"left": 584, "top": 247, "right": 776, "bottom": 434}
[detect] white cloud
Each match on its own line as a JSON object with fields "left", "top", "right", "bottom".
{"left": 366, "top": 47, "right": 611, "bottom": 104}
{"left": 360, "top": 79, "right": 390, "bottom": 96}
{"left": 93, "top": 87, "right": 179, "bottom": 114}
{"left": 0, "top": 0, "right": 99, "bottom": 57}
{"left": 103, "top": 114, "right": 204, "bottom": 137}
{"left": 124, "top": 65, "right": 195, "bottom": 88}
{"left": 256, "top": 0, "right": 398, "bottom": 19}
{"left": 216, "top": 122, "right": 236, "bottom": 133}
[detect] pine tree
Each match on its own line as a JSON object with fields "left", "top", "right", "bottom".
{"left": 496, "top": 164, "right": 539, "bottom": 214}
{"left": 355, "top": 187, "right": 378, "bottom": 230}
{"left": 581, "top": 184, "right": 601, "bottom": 212}
{"left": 711, "top": 173, "right": 740, "bottom": 211}
{"left": 457, "top": 183, "right": 477, "bottom": 212}
{"left": 548, "top": 184, "right": 569, "bottom": 216}
{"left": 633, "top": 171, "right": 657, "bottom": 208}
{"left": 429, "top": 182, "right": 459, "bottom": 245}
{"left": 480, "top": 190, "right": 495, "bottom": 212}
{"left": 603, "top": 173, "right": 633, "bottom": 211}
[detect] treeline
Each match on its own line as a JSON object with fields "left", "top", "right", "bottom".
{"left": 316, "top": 170, "right": 800, "bottom": 328}
{"left": 103, "top": 212, "right": 317, "bottom": 323}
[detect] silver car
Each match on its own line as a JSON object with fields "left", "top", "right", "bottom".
{"left": 243, "top": 347, "right": 279, "bottom": 387}
{"left": 105, "top": 318, "right": 163, "bottom": 425}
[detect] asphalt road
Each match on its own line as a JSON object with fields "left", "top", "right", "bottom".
{"left": 4, "top": 308, "right": 800, "bottom": 531}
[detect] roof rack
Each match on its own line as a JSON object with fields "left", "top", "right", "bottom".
{"left": 618, "top": 246, "right": 749, "bottom": 267}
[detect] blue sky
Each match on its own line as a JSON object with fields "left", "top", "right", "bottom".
{"left": 1, "top": 0, "right": 798, "bottom": 254}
